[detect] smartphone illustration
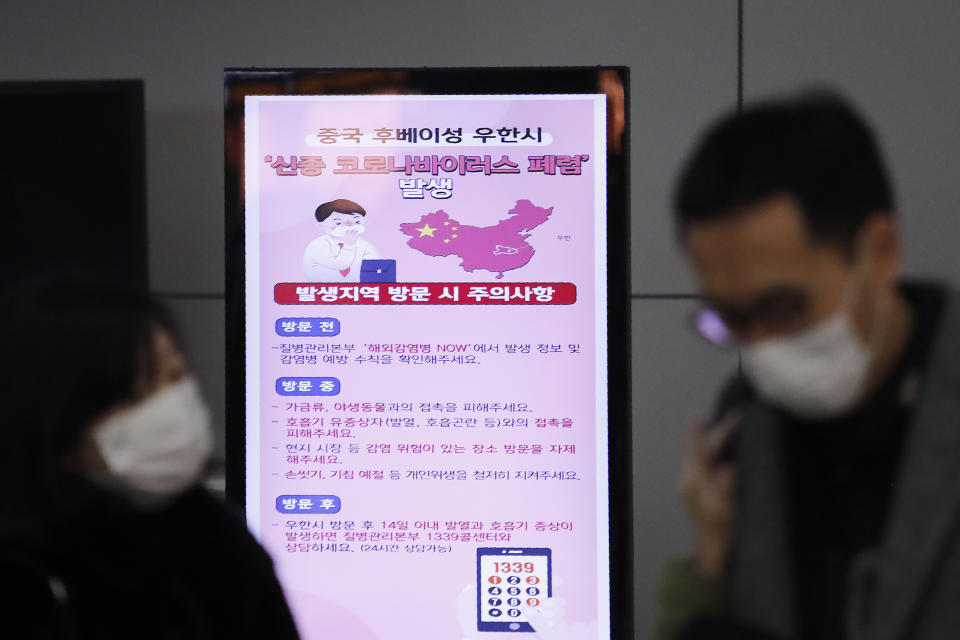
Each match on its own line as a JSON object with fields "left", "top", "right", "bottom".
{"left": 476, "top": 547, "right": 553, "bottom": 633}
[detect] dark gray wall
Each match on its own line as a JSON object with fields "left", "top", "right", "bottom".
{"left": 3, "top": 2, "right": 959, "bottom": 637}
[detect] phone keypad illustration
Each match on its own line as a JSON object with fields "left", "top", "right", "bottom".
{"left": 477, "top": 548, "right": 552, "bottom": 632}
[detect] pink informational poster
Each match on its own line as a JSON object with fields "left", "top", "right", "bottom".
{"left": 227, "top": 68, "right": 631, "bottom": 640}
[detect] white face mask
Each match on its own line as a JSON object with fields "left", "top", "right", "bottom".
{"left": 329, "top": 220, "right": 365, "bottom": 237}
{"left": 741, "top": 273, "right": 889, "bottom": 419}
{"left": 91, "top": 377, "right": 212, "bottom": 503}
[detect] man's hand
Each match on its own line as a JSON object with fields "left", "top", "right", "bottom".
{"left": 678, "top": 412, "right": 739, "bottom": 579}
{"left": 339, "top": 227, "right": 362, "bottom": 245}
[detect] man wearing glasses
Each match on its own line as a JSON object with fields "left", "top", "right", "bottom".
{"left": 658, "top": 92, "right": 960, "bottom": 640}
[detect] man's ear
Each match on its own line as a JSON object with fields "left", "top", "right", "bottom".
{"left": 860, "top": 213, "right": 902, "bottom": 286}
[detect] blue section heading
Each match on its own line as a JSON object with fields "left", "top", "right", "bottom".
{"left": 275, "top": 495, "right": 342, "bottom": 514}
{"left": 275, "top": 317, "right": 341, "bottom": 337}
{"left": 276, "top": 377, "right": 341, "bottom": 396}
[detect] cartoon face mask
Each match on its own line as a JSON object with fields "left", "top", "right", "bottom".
{"left": 329, "top": 220, "right": 366, "bottom": 237}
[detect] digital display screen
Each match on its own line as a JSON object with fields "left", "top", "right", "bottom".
{"left": 226, "top": 68, "right": 630, "bottom": 639}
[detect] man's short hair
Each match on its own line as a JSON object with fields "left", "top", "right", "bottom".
{"left": 673, "top": 90, "right": 894, "bottom": 255}
{"left": 315, "top": 199, "right": 366, "bottom": 222}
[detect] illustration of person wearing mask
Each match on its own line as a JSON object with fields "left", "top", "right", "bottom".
{"left": 303, "top": 199, "right": 380, "bottom": 282}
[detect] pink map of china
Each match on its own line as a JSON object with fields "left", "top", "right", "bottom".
{"left": 399, "top": 199, "right": 553, "bottom": 279}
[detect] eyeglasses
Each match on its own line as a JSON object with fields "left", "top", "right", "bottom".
{"left": 691, "top": 307, "right": 736, "bottom": 346}
{"left": 691, "top": 288, "right": 812, "bottom": 346}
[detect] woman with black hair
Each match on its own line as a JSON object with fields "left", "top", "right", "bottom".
{"left": 0, "top": 280, "right": 300, "bottom": 639}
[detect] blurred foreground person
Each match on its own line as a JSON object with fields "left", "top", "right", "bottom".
{"left": 657, "top": 92, "right": 960, "bottom": 639}
{"left": 0, "top": 280, "right": 299, "bottom": 639}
